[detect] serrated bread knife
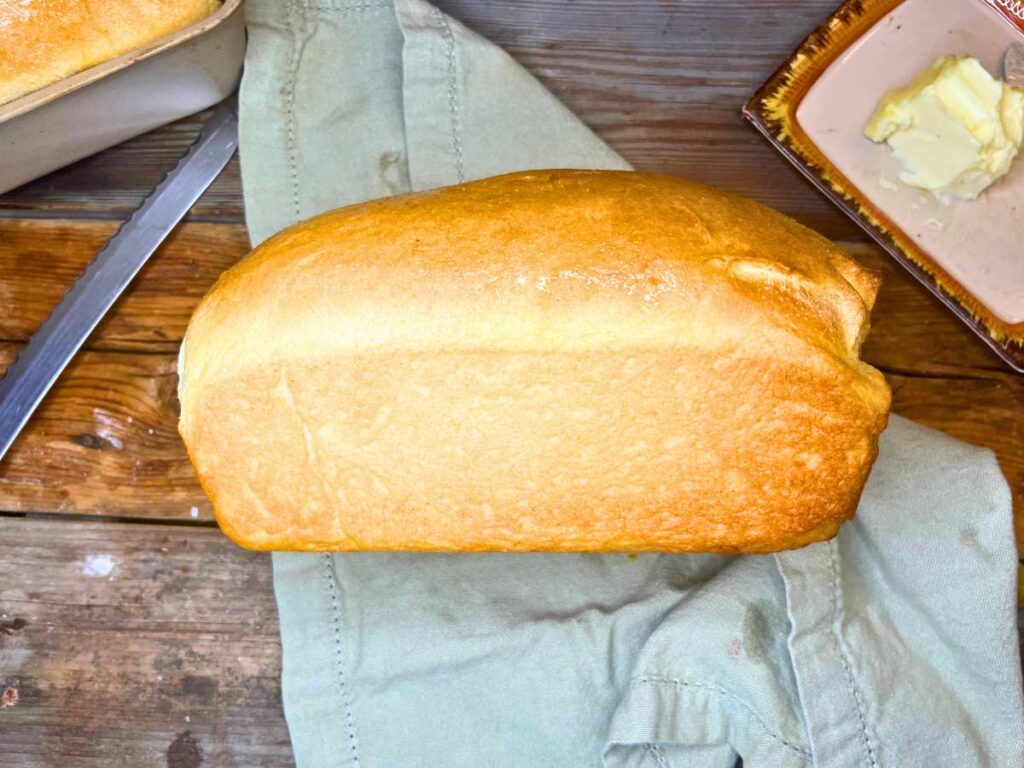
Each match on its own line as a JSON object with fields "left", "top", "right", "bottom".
{"left": 0, "top": 104, "right": 238, "bottom": 462}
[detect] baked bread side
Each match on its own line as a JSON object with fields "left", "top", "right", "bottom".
{"left": 179, "top": 170, "right": 891, "bottom": 553}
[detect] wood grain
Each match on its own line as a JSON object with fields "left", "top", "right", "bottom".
{"left": 0, "top": 343, "right": 209, "bottom": 519}
{"left": 0, "top": 220, "right": 1019, "bottom": 543}
{"left": 0, "top": 517, "right": 291, "bottom": 767}
{"left": 0, "top": 0, "right": 865, "bottom": 240}
{"left": 0, "top": 219, "right": 248, "bottom": 353}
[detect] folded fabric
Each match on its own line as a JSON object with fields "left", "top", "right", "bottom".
{"left": 239, "top": 1, "right": 1024, "bottom": 765}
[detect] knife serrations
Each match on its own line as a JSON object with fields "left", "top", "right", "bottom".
{"left": 0, "top": 104, "right": 239, "bottom": 461}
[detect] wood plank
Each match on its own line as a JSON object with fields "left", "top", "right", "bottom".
{"left": 0, "top": 0, "right": 865, "bottom": 240}
{"left": 0, "top": 517, "right": 291, "bottom": 767}
{"left": 0, "top": 343, "right": 209, "bottom": 520}
{"left": 0, "top": 223, "right": 1019, "bottom": 541}
{"left": 0, "top": 220, "right": 247, "bottom": 353}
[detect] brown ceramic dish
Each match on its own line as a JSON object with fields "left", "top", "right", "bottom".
{"left": 743, "top": 0, "right": 1024, "bottom": 372}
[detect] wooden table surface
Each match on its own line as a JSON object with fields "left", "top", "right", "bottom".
{"left": 1, "top": 1, "right": 1021, "bottom": 765}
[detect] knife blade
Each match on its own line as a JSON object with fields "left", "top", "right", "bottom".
{"left": 0, "top": 104, "right": 238, "bottom": 462}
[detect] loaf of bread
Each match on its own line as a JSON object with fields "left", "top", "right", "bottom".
{"left": 0, "top": 0, "right": 221, "bottom": 106}
{"left": 179, "top": 170, "right": 890, "bottom": 553}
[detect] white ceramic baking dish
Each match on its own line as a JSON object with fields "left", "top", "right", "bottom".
{"left": 0, "top": 0, "right": 245, "bottom": 196}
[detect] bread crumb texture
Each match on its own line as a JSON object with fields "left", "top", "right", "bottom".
{"left": 179, "top": 171, "right": 890, "bottom": 553}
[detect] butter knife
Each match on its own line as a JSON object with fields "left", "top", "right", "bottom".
{"left": 0, "top": 104, "right": 238, "bottom": 461}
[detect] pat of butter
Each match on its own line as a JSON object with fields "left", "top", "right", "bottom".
{"left": 865, "top": 55, "right": 1024, "bottom": 201}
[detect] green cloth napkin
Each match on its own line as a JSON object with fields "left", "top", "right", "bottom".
{"left": 238, "top": 1, "right": 1024, "bottom": 765}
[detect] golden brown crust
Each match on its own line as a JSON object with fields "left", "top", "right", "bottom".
{"left": 0, "top": 0, "right": 221, "bottom": 106}
{"left": 179, "top": 170, "right": 891, "bottom": 553}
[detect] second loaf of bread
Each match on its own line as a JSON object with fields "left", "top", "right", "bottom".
{"left": 0, "top": 0, "right": 222, "bottom": 106}
{"left": 178, "top": 170, "right": 891, "bottom": 553}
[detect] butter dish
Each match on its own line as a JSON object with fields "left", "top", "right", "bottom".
{"left": 743, "top": 0, "right": 1024, "bottom": 371}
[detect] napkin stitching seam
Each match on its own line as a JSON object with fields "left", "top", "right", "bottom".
{"left": 285, "top": 0, "right": 302, "bottom": 222}
{"left": 632, "top": 676, "right": 811, "bottom": 760}
{"left": 299, "top": 0, "right": 390, "bottom": 9}
{"left": 431, "top": 7, "right": 465, "bottom": 183}
{"left": 827, "top": 540, "right": 879, "bottom": 768}
{"left": 324, "top": 553, "right": 361, "bottom": 766}
{"left": 647, "top": 743, "right": 671, "bottom": 768}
